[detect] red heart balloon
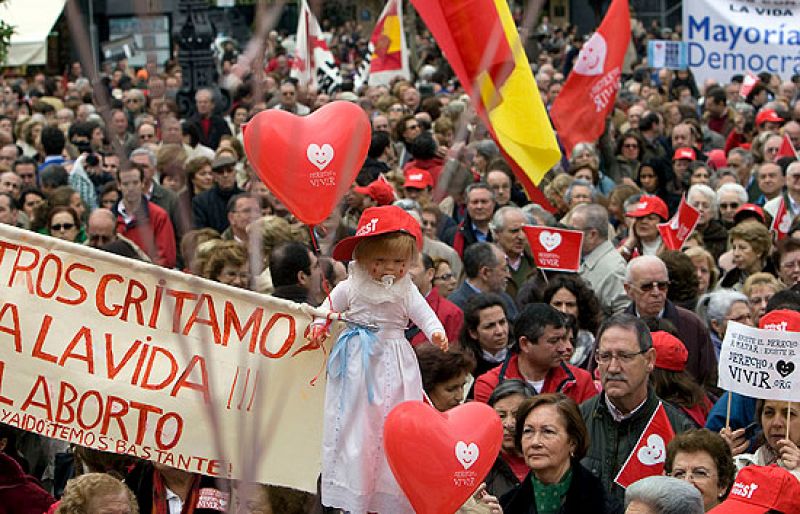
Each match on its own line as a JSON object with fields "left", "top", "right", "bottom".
{"left": 243, "top": 101, "right": 371, "bottom": 226}
{"left": 384, "top": 401, "right": 503, "bottom": 514}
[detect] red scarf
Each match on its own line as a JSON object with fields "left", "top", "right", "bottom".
{"left": 152, "top": 469, "right": 201, "bottom": 514}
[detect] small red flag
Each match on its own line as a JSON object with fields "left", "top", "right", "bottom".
{"left": 614, "top": 402, "right": 675, "bottom": 488}
{"left": 776, "top": 133, "right": 799, "bottom": 161}
{"left": 739, "top": 72, "right": 759, "bottom": 99}
{"left": 522, "top": 225, "right": 584, "bottom": 272}
{"left": 657, "top": 195, "right": 700, "bottom": 250}
{"left": 550, "top": 0, "right": 630, "bottom": 156}
{"left": 770, "top": 196, "right": 792, "bottom": 241}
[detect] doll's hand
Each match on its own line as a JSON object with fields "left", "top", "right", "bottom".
{"left": 432, "top": 331, "right": 449, "bottom": 351}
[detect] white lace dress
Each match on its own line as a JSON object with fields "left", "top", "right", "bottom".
{"left": 321, "top": 264, "right": 445, "bottom": 514}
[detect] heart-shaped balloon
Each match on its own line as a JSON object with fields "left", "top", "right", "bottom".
{"left": 243, "top": 101, "right": 371, "bottom": 226}
{"left": 384, "top": 401, "right": 502, "bottom": 514}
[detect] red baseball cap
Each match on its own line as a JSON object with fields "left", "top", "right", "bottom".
{"left": 708, "top": 465, "right": 800, "bottom": 514}
{"left": 755, "top": 108, "right": 784, "bottom": 127}
{"left": 332, "top": 205, "right": 423, "bottom": 261}
{"left": 403, "top": 168, "right": 433, "bottom": 190}
{"left": 707, "top": 149, "right": 728, "bottom": 170}
{"left": 626, "top": 195, "right": 669, "bottom": 221}
{"left": 651, "top": 331, "right": 688, "bottom": 372}
{"left": 734, "top": 204, "right": 765, "bottom": 224}
{"left": 758, "top": 309, "right": 800, "bottom": 332}
{"left": 354, "top": 178, "right": 396, "bottom": 206}
{"left": 673, "top": 147, "right": 696, "bottom": 161}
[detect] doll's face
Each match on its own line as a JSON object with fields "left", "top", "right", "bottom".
{"left": 364, "top": 255, "right": 411, "bottom": 284}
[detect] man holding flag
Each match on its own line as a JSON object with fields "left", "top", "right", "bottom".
{"left": 580, "top": 314, "right": 694, "bottom": 504}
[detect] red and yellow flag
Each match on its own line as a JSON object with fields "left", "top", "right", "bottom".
{"left": 410, "top": 0, "right": 561, "bottom": 207}
{"left": 367, "top": 0, "right": 410, "bottom": 85}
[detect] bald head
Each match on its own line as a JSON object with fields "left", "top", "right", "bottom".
{"left": 87, "top": 208, "right": 117, "bottom": 248}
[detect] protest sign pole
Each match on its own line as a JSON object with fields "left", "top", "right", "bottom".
{"left": 788, "top": 402, "right": 792, "bottom": 440}
{"left": 725, "top": 393, "right": 732, "bottom": 430}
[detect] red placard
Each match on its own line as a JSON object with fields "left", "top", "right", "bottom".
{"left": 522, "top": 226, "right": 584, "bottom": 272}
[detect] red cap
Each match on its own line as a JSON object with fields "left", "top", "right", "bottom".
{"left": 672, "top": 147, "right": 696, "bottom": 161}
{"left": 708, "top": 465, "right": 800, "bottom": 514}
{"left": 332, "top": 205, "right": 423, "bottom": 261}
{"left": 758, "top": 309, "right": 800, "bottom": 332}
{"left": 403, "top": 168, "right": 433, "bottom": 190}
{"left": 626, "top": 195, "right": 669, "bottom": 220}
{"left": 755, "top": 108, "right": 784, "bottom": 126}
{"left": 651, "top": 331, "right": 688, "bottom": 372}
{"left": 354, "top": 178, "right": 396, "bottom": 206}
{"left": 734, "top": 204, "right": 765, "bottom": 224}
{"left": 707, "top": 149, "right": 728, "bottom": 170}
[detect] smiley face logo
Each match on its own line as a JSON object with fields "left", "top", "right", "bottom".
{"left": 573, "top": 33, "right": 607, "bottom": 76}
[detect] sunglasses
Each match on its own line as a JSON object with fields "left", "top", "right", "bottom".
{"left": 51, "top": 223, "right": 76, "bottom": 231}
{"left": 623, "top": 143, "right": 639, "bottom": 149}
{"left": 719, "top": 202, "right": 740, "bottom": 209}
{"left": 435, "top": 273, "right": 455, "bottom": 281}
{"left": 634, "top": 281, "right": 670, "bottom": 292}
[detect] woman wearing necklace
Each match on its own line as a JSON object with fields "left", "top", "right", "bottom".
{"left": 501, "top": 394, "right": 621, "bottom": 514}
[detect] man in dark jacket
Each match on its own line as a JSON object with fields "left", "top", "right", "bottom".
{"left": 185, "top": 88, "right": 231, "bottom": 150}
{"left": 621, "top": 255, "right": 717, "bottom": 391}
{"left": 442, "top": 183, "right": 496, "bottom": 257}
{"left": 448, "top": 242, "right": 518, "bottom": 321}
{"left": 269, "top": 242, "right": 323, "bottom": 305}
{"left": 192, "top": 155, "right": 243, "bottom": 233}
{"left": 580, "top": 314, "right": 694, "bottom": 506}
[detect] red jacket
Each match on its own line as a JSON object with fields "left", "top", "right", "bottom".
{"left": 474, "top": 354, "right": 599, "bottom": 404}
{"left": 117, "top": 199, "right": 176, "bottom": 268}
{"left": 411, "top": 287, "right": 463, "bottom": 346}
{"left": 0, "top": 454, "right": 55, "bottom": 514}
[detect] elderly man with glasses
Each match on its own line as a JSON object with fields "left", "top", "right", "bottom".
{"left": 621, "top": 256, "right": 717, "bottom": 391}
{"left": 580, "top": 314, "right": 695, "bottom": 506}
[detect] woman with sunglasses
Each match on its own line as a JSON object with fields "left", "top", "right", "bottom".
{"left": 46, "top": 206, "right": 82, "bottom": 243}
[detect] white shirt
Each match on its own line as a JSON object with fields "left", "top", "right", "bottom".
{"left": 165, "top": 487, "right": 183, "bottom": 514}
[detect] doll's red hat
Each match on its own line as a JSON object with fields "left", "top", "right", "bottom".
{"left": 332, "top": 205, "right": 423, "bottom": 261}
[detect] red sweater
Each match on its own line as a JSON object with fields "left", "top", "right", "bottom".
{"left": 117, "top": 199, "right": 176, "bottom": 268}
{"left": 474, "top": 354, "right": 599, "bottom": 404}
{"left": 411, "top": 287, "right": 463, "bottom": 346}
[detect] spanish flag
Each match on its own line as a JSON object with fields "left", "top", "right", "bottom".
{"left": 410, "top": 0, "right": 561, "bottom": 206}
{"left": 367, "top": 0, "right": 410, "bottom": 85}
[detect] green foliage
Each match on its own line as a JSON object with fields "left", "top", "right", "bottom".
{"left": 0, "top": 0, "right": 14, "bottom": 65}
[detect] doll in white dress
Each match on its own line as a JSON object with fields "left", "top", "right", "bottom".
{"left": 318, "top": 205, "right": 448, "bottom": 514}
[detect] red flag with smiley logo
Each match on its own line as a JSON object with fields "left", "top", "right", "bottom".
{"left": 614, "top": 402, "right": 675, "bottom": 488}
{"left": 658, "top": 195, "right": 700, "bottom": 250}
{"left": 550, "top": 0, "right": 630, "bottom": 156}
{"left": 522, "top": 225, "right": 584, "bottom": 272}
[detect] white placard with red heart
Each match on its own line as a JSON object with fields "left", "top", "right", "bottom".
{"left": 522, "top": 225, "right": 584, "bottom": 272}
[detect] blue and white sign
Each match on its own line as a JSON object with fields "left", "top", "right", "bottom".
{"left": 648, "top": 40, "right": 688, "bottom": 70}
{"left": 683, "top": 0, "right": 800, "bottom": 85}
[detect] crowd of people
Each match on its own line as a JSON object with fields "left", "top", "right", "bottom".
{"left": 1, "top": 7, "right": 800, "bottom": 514}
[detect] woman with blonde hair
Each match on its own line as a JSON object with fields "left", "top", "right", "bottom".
{"left": 742, "top": 272, "right": 784, "bottom": 324}
{"left": 56, "top": 473, "right": 138, "bottom": 514}
{"left": 685, "top": 246, "right": 719, "bottom": 295}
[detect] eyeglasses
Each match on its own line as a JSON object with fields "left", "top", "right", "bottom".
{"left": 595, "top": 350, "right": 647, "bottom": 365}
{"left": 632, "top": 281, "right": 670, "bottom": 292}
{"left": 434, "top": 273, "right": 454, "bottom": 281}
{"left": 89, "top": 234, "right": 113, "bottom": 245}
{"left": 727, "top": 313, "right": 752, "bottom": 323}
{"left": 719, "top": 202, "right": 740, "bottom": 209}
{"left": 51, "top": 223, "right": 76, "bottom": 232}
{"left": 406, "top": 124, "right": 420, "bottom": 131}
{"left": 623, "top": 143, "right": 639, "bottom": 149}
{"left": 669, "top": 468, "right": 714, "bottom": 481}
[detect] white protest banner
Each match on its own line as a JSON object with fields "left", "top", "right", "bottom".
{"left": 0, "top": 225, "right": 340, "bottom": 491}
{"left": 683, "top": 0, "right": 800, "bottom": 86}
{"left": 718, "top": 322, "right": 800, "bottom": 402}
